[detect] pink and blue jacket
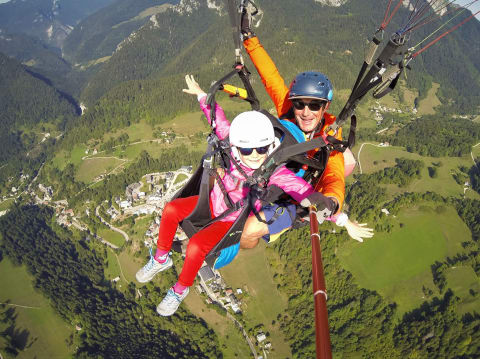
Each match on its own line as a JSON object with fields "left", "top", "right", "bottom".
{"left": 198, "top": 95, "right": 314, "bottom": 222}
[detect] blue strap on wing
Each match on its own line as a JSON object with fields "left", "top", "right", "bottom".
{"left": 213, "top": 242, "right": 240, "bottom": 269}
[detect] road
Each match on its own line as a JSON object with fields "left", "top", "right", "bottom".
{"left": 472, "top": 143, "right": 480, "bottom": 167}
{"left": 95, "top": 206, "right": 130, "bottom": 242}
{"left": 226, "top": 312, "right": 258, "bottom": 358}
{"left": 0, "top": 302, "right": 40, "bottom": 309}
{"left": 163, "top": 170, "right": 192, "bottom": 200}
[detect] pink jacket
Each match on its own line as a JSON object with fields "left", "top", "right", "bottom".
{"left": 199, "top": 96, "right": 314, "bottom": 222}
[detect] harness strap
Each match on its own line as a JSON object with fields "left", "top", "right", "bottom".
{"left": 325, "top": 114, "right": 357, "bottom": 152}
{"left": 210, "top": 169, "right": 235, "bottom": 209}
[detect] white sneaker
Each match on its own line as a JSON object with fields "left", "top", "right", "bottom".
{"left": 156, "top": 287, "right": 189, "bottom": 316}
{"left": 135, "top": 255, "right": 172, "bottom": 283}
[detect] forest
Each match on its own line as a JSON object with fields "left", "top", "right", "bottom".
{"left": 0, "top": 205, "right": 220, "bottom": 358}
{"left": 391, "top": 116, "right": 480, "bottom": 157}
{"left": 266, "top": 190, "right": 480, "bottom": 358}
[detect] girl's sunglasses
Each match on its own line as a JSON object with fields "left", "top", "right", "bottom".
{"left": 292, "top": 100, "right": 326, "bottom": 112}
{"left": 238, "top": 145, "right": 270, "bottom": 156}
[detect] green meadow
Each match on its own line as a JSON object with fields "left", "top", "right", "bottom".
{"left": 445, "top": 266, "right": 480, "bottom": 315}
{"left": 0, "top": 198, "right": 14, "bottom": 211}
{"left": 353, "top": 144, "right": 480, "bottom": 200}
{"left": 0, "top": 258, "right": 73, "bottom": 358}
{"left": 417, "top": 82, "right": 442, "bottom": 115}
{"left": 52, "top": 144, "right": 87, "bottom": 170}
{"left": 220, "top": 242, "right": 293, "bottom": 358}
{"left": 98, "top": 227, "right": 125, "bottom": 247}
{"left": 184, "top": 288, "right": 252, "bottom": 359}
{"left": 103, "top": 121, "right": 156, "bottom": 142}
{"left": 174, "top": 173, "right": 188, "bottom": 184}
{"left": 76, "top": 157, "right": 126, "bottom": 183}
{"left": 159, "top": 111, "right": 210, "bottom": 136}
{"left": 104, "top": 248, "right": 123, "bottom": 280}
{"left": 338, "top": 204, "right": 473, "bottom": 316}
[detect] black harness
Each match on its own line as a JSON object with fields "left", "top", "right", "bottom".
{"left": 171, "top": 0, "right": 356, "bottom": 267}
{"left": 173, "top": 110, "right": 333, "bottom": 267}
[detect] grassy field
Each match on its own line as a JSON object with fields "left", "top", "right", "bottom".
{"left": 52, "top": 144, "right": 88, "bottom": 170}
{"left": 98, "top": 227, "right": 125, "bottom": 247}
{"left": 104, "top": 248, "right": 130, "bottom": 285}
{"left": 174, "top": 173, "right": 188, "bottom": 184}
{"left": 126, "top": 215, "right": 153, "bottom": 244}
{"left": 353, "top": 144, "right": 480, "bottom": 200}
{"left": 159, "top": 111, "right": 210, "bottom": 136}
{"left": 184, "top": 289, "right": 252, "bottom": 359}
{"left": 0, "top": 198, "right": 14, "bottom": 211}
{"left": 417, "top": 82, "right": 441, "bottom": 115}
{"left": 338, "top": 204, "right": 473, "bottom": 316}
{"left": 104, "top": 121, "right": 155, "bottom": 142}
{"left": 76, "top": 157, "right": 126, "bottom": 183}
{"left": 473, "top": 143, "right": 480, "bottom": 161}
{"left": 0, "top": 258, "right": 73, "bottom": 358}
{"left": 220, "top": 242, "right": 293, "bottom": 358}
{"left": 445, "top": 265, "right": 480, "bottom": 315}
{"left": 118, "top": 250, "right": 144, "bottom": 283}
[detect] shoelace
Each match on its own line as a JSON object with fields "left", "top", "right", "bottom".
{"left": 144, "top": 247, "right": 156, "bottom": 271}
{"left": 164, "top": 289, "right": 182, "bottom": 304}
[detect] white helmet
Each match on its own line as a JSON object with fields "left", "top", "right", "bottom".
{"left": 229, "top": 111, "right": 278, "bottom": 167}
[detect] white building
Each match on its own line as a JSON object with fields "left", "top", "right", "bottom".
{"left": 256, "top": 333, "right": 266, "bottom": 343}
{"left": 120, "top": 200, "right": 131, "bottom": 208}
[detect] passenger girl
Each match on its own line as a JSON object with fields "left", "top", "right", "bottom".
{"left": 135, "top": 75, "right": 333, "bottom": 316}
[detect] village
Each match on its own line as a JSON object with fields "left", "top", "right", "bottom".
{"left": 0, "top": 165, "right": 273, "bottom": 357}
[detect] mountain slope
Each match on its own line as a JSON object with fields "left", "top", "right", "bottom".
{"left": 68, "top": 0, "right": 479, "bottom": 138}
{"left": 0, "top": 0, "right": 115, "bottom": 48}
{"left": 62, "top": 0, "right": 179, "bottom": 64}
{"left": 0, "top": 52, "right": 77, "bottom": 163}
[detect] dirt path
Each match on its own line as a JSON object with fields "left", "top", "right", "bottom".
{"left": 471, "top": 143, "right": 480, "bottom": 167}
{"left": 115, "top": 253, "right": 128, "bottom": 283}
{"left": 0, "top": 302, "right": 41, "bottom": 309}
{"left": 356, "top": 142, "right": 385, "bottom": 174}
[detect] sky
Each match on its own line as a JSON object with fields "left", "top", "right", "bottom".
{"left": 0, "top": 0, "right": 477, "bottom": 16}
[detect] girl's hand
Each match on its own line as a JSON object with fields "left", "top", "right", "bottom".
{"left": 182, "top": 75, "right": 205, "bottom": 97}
{"left": 344, "top": 220, "right": 374, "bottom": 243}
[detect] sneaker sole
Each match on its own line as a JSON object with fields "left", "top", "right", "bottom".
{"left": 156, "top": 306, "right": 176, "bottom": 317}
{"left": 135, "top": 259, "right": 173, "bottom": 283}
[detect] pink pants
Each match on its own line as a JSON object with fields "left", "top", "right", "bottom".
{"left": 157, "top": 195, "right": 232, "bottom": 286}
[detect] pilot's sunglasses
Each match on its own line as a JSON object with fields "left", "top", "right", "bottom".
{"left": 292, "top": 100, "right": 326, "bottom": 112}
{"left": 238, "top": 145, "right": 270, "bottom": 156}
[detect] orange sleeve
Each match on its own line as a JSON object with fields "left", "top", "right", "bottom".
{"left": 315, "top": 150, "right": 345, "bottom": 213}
{"left": 244, "top": 37, "right": 292, "bottom": 117}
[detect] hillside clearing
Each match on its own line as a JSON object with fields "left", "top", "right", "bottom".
{"left": 0, "top": 258, "right": 73, "bottom": 358}
{"left": 338, "top": 204, "right": 473, "bottom": 316}
{"left": 220, "top": 242, "right": 293, "bottom": 358}
{"left": 353, "top": 143, "right": 480, "bottom": 200}
{"left": 76, "top": 157, "right": 126, "bottom": 183}
{"left": 417, "top": 82, "right": 441, "bottom": 115}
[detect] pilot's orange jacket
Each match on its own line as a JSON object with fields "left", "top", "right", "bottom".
{"left": 244, "top": 36, "right": 345, "bottom": 211}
